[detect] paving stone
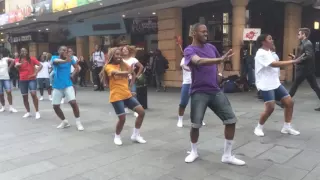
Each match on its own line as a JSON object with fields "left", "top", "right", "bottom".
{"left": 235, "top": 141, "right": 274, "bottom": 158}
{"left": 261, "top": 164, "right": 309, "bottom": 180}
{"left": 257, "top": 146, "right": 302, "bottom": 163}
{"left": 285, "top": 150, "right": 320, "bottom": 171}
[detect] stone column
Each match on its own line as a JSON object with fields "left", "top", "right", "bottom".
{"left": 231, "top": 0, "right": 248, "bottom": 73}
{"left": 37, "top": 43, "right": 49, "bottom": 54}
{"left": 283, "top": 3, "right": 302, "bottom": 82}
{"left": 157, "top": 8, "right": 183, "bottom": 87}
{"left": 28, "top": 42, "right": 38, "bottom": 57}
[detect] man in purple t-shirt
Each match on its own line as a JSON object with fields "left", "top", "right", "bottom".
{"left": 184, "top": 23, "right": 245, "bottom": 166}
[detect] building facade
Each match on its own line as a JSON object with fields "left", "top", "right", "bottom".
{"left": 0, "top": 0, "right": 318, "bottom": 87}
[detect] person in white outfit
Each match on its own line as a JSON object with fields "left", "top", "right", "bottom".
{"left": 37, "top": 53, "right": 52, "bottom": 101}
{"left": 177, "top": 57, "right": 205, "bottom": 127}
{"left": 254, "top": 34, "right": 304, "bottom": 137}
{"left": 0, "top": 52, "right": 17, "bottom": 113}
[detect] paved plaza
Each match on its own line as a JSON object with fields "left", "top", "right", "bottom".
{"left": 0, "top": 83, "right": 320, "bottom": 180}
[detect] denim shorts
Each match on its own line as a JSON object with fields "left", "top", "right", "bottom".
{"left": 179, "top": 84, "right": 191, "bottom": 108}
{"left": 52, "top": 86, "right": 75, "bottom": 105}
{"left": 260, "top": 85, "right": 290, "bottom": 102}
{"left": 20, "top": 80, "right": 37, "bottom": 95}
{"left": 37, "top": 78, "right": 50, "bottom": 89}
{"left": 111, "top": 97, "right": 141, "bottom": 116}
{"left": 190, "top": 91, "right": 237, "bottom": 128}
{"left": 0, "top": 80, "right": 11, "bottom": 94}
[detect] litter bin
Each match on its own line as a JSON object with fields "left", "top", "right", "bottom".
{"left": 135, "top": 72, "right": 148, "bottom": 109}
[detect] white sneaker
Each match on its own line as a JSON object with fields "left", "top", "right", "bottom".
{"left": 23, "top": 112, "right": 31, "bottom": 118}
{"left": 114, "top": 137, "right": 123, "bottom": 146}
{"left": 0, "top": 106, "right": 4, "bottom": 112}
{"left": 281, "top": 126, "right": 300, "bottom": 135}
{"left": 221, "top": 155, "right": 246, "bottom": 166}
{"left": 177, "top": 120, "right": 183, "bottom": 128}
{"left": 76, "top": 121, "right": 84, "bottom": 131}
{"left": 131, "top": 134, "right": 147, "bottom": 144}
{"left": 9, "top": 107, "right": 18, "bottom": 113}
{"left": 254, "top": 126, "right": 264, "bottom": 137}
{"left": 133, "top": 112, "right": 138, "bottom": 117}
{"left": 61, "top": 98, "right": 65, "bottom": 104}
{"left": 185, "top": 151, "right": 199, "bottom": 163}
{"left": 57, "top": 121, "right": 71, "bottom": 129}
{"left": 49, "top": 95, "right": 52, "bottom": 101}
{"left": 202, "top": 121, "right": 206, "bottom": 126}
{"left": 39, "top": 96, "right": 44, "bottom": 101}
{"left": 35, "top": 112, "right": 41, "bottom": 119}
{"left": 125, "top": 108, "right": 130, "bottom": 114}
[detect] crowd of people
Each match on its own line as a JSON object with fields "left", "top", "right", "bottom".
{"left": 0, "top": 23, "right": 319, "bottom": 167}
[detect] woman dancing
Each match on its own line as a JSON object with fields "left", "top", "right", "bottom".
{"left": 254, "top": 34, "right": 304, "bottom": 137}
{"left": 100, "top": 47, "right": 146, "bottom": 146}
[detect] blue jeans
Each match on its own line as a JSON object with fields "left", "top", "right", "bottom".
{"left": 111, "top": 97, "right": 141, "bottom": 116}
{"left": 20, "top": 80, "right": 37, "bottom": 95}
{"left": 179, "top": 84, "right": 190, "bottom": 108}
{"left": 0, "top": 80, "right": 11, "bottom": 94}
{"left": 260, "top": 85, "right": 290, "bottom": 102}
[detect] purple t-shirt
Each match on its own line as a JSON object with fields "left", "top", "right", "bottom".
{"left": 184, "top": 43, "right": 220, "bottom": 94}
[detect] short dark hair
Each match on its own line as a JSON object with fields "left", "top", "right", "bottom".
{"left": 256, "top": 34, "right": 270, "bottom": 48}
{"left": 191, "top": 23, "right": 204, "bottom": 32}
{"left": 299, "top": 28, "right": 311, "bottom": 38}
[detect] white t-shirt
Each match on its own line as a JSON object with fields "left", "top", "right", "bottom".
{"left": 180, "top": 58, "right": 191, "bottom": 84}
{"left": 255, "top": 48, "right": 281, "bottom": 91}
{"left": 124, "top": 57, "right": 139, "bottom": 79}
{"left": 0, "top": 57, "right": 10, "bottom": 80}
{"left": 37, "top": 62, "right": 51, "bottom": 78}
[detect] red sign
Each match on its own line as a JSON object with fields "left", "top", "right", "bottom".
{"left": 7, "top": 5, "right": 34, "bottom": 24}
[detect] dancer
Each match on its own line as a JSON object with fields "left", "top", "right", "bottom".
{"left": 15, "top": 48, "right": 42, "bottom": 119}
{"left": 0, "top": 52, "right": 17, "bottom": 112}
{"left": 286, "top": 28, "right": 320, "bottom": 111}
{"left": 100, "top": 47, "right": 146, "bottom": 146}
{"left": 37, "top": 53, "right": 52, "bottom": 101}
{"left": 254, "top": 34, "right": 303, "bottom": 137}
{"left": 10, "top": 52, "right": 19, "bottom": 89}
{"left": 92, "top": 45, "right": 105, "bottom": 91}
{"left": 183, "top": 23, "right": 244, "bottom": 165}
{"left": 121, "top": 45, "right": 144, "bottom": 117}
{"left": 51, "top": 46, "right": 84, "bottom": 131}
{"left": 177, "top": 57, "right": 205, "bottom": 127}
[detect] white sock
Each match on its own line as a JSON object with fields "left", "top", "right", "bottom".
{"left": 223, "top": 139, "right": 233, "bottom": 157}
{"left": 178, "top": 116, "right": 183, "bottom": 122}
{"left": 75, "top": 117, "right": 80, "bottom": 122}
{"left": 62, "top": 119, "right": 69, "bottom": 123}
{"left": 284, "top": 122, "right": 291, "bottom": 128}
{"left": 9, "top": 105, "right": 12, "bottom": 109}
{"left": 115, "top": 133, "right": 121, "bottom": 139}
{"left": 191, "top": 142, "right": 198, "bottom": 154}
{"left": 133, "top": 128, "right": 139, "bottom": 135}
{"left": 257, "top": 123, "right": 263, "bottom": 129}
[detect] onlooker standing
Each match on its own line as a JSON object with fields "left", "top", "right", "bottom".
{"left": 79, "top": 56, "right": 88, "bottom": 87}
{"left": 37, "top": 53, "right": 52, "bottom": 101}
{"left": 152, "top": 49, "right": 168, "bottom": 92}
{"left": 91, "top": 45, "right": 105, "bottom": 91}
{"left": 10, "top": 52, "right": 19, "bottom": 88}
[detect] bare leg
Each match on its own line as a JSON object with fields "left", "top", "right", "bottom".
{"left": 259, "top": 102, "right": 275, "bottom": 125}
{"left": 116, "top": 114, "right": 126, "bottom": 135}
{"left": 179, "top": 107, "right": 185, "bottom": 116}
{"left": 6, "top": 91, "right": 12, "bottom": 105}
{"left": 69, "top": 100, "right": 79, "bottom": 118}
{"left": 281, "top": 96, "right": 294, "bottom": 123}
{"left": 30, "top": 92, "right": 39, "bottom": 112}
{"left": 53, "top": 105, "right": 65, "bottom": 120}
{"left": 225, "top": 123, "right": 235, "bottom": 140}
{"left": 190, "top": 128, "right": 199, "bottom": 143}
{"left": 48, "top": 87, "right": 52, "bottom": 96}
{"left": 22, "top": 95, "right": 30, "bottom": 112}
{"left": 0, "top": 94, "right": 4, "bottom": 107}
{"left": 39, "top": 88, "right": 44, "bottom": 96}
{"left": 134, "top": 106, "right": 145, "bottom": 129}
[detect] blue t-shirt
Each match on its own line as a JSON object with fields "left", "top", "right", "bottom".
{"left": 51, "top": 56, "right": 76, "bottom": 89}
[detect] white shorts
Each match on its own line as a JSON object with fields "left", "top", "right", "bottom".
{"left": 52, "top": 86, "right": 76, "bottom": 105}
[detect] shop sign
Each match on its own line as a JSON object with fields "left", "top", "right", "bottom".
{"left": 52, "top": 0, "right": 77, "bottom": 12}
{"left": 130, "top": 17, "right": 157, "bottom": 34}
{"left": 8, "top": 32, "right": 48, "bottom": 43}
{"left": 77, "top": 0, "right": 101, "bottom": 6}
{"left": 243, "top": 28, "right": 261, "bottom": 41}
{"left": 33, "top": 0, "right": 52, "bottom": 16}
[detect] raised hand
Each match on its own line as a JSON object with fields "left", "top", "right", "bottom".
{"left": 221, "top": 49, "right": 234, "bottom": 61}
